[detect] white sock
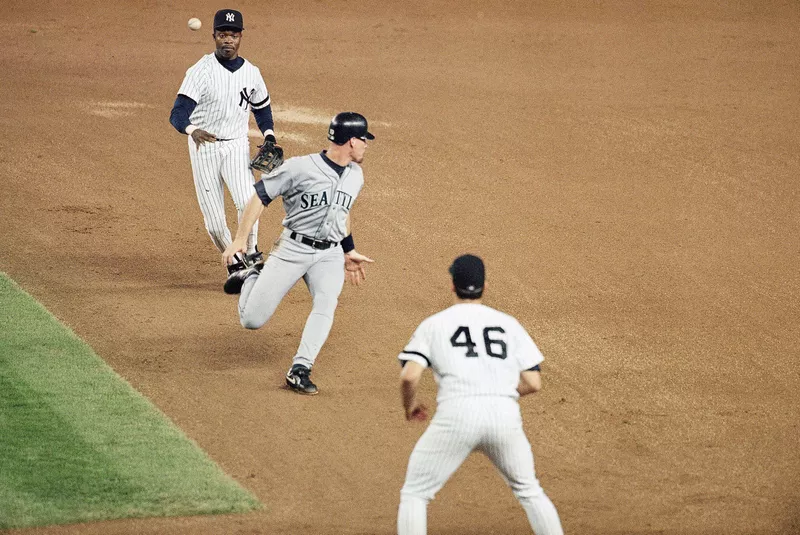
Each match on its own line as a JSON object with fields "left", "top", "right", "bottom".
{"left": 398, "top": 496, "right": 427, "bottom": 535}
{"left": 520, "top": 494, "right": 564, "bottom": 535}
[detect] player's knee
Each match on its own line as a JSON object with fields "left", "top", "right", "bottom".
{"left": 240, "top": 314, "right": 267, "bottom": 330}
{"left": 205, "top": 223, "right": 228, "bottom": 241}
{"left": 240, "top": 318, "right": 258, "bottom": 330}
{"left": 512, "top": 481, "right": 545, "bottom": 501}
{"left": 239, "top": 307, "right": 271, "bottom": 330}
{"left": 400, "top": 490, "right": 433, "bottom": 504}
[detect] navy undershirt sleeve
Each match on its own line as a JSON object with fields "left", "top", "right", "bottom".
{"left": 253, "top": 181, "right": 273, "bottom": 206}
{"left": 252, "top": 104, "right": 274, "bottom": 135}
{"left": 169, "top": 94, "right": 198, "bottom": 134}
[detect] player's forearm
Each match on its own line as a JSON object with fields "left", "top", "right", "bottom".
{"left": 234, "top": 195, "right": 264, "bottom": 242}
{"left": 252, "top": 104, "right": 274, "bottom": 136}
{"left": 400, "top": 379, "right": 419, "bottom": 414}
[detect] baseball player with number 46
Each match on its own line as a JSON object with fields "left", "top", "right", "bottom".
{"left": 397, "top": 254, "right": 564, "bottom": 535}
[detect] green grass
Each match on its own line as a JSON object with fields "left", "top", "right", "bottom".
{"left": 0, "top": 273, "right": 261, "bottom": 529}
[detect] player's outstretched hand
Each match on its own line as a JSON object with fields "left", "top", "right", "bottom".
{"left": 406, "top": 404, "right": 429, "bottom": 422}
{"left": 191, "top": 129, "right": 217, "bottom": 149}
{"left": 222, "top": 238, "right": 247, "bottom": 267}
{"left": 345, "top": 250, "right": 375, "bottom": 286}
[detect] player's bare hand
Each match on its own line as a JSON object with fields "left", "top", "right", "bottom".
{"left": 191, "top": 129, "right": 217, "bottom": 149}
{"left": 344, "top": 250, "right": 375, "bottom": 286}
{"left": 222, "top": 239, "right": 247, "bottom": 266}
{"left": 406, "top": 404, "right": 429, "bottom": 422}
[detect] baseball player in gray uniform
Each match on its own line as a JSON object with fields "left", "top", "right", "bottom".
{"left": 222, "top": 112, "right": 375, "bottom": 395}
{"left": 169, "top": 9, "right": 276, "bottom": 280}
{"left": 396, "top": 255, "right": 564, "bottom": 535}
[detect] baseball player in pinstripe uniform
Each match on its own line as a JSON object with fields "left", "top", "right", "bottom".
{"left": 169, "top": 9, "right": 275, "bottom": 279}
{"left": 221, "top": 112, "right": 376, "bottom": 395}
{"left": 397, "top": 255, "right": 564, "bottom": 535}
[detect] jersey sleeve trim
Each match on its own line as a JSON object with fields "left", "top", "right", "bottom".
{"left": 251, "top": 95, "right": 270, "bottom": 109}
{"left": 399, "top": 350, "right": 430, "bottom": 368}
{"left": 526, "top": 364, "right": 541, "bottom": 372}
{"left": 254, "top": 181, "right": 273, "bottom": 206}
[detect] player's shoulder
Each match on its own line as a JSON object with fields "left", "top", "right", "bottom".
{"left": 186, "top": 54, "right": 214, "bottom": 73}
{"left": 420, "top": 306, "right": 459, "bottom": 329}
{"left": 195, "top": 53, "right": 216, "bottom": 66}
{"left": 444, "top": 303, "right": 524, "bottom": 328}
{"left": 482, "top": 305, "right": 526, "bottom": 329}
{"left": 260, "top": 154, "right": 306, "bottom": 179}
{"left": 409, "top": 313, "right": 439, "bottom": 339}
{"left": 346, "top": 162, "right": 365, "bottom": 183}
{"left": 287, "top": 153, "right": 317, "bottom": 168}
{"left": 240, "top": 57, "right": 262, "bottom": 70}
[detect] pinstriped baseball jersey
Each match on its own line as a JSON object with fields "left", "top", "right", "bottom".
{"left": 255, "top": 153, "right": 364, "bottom": 243}
{"left": 397, "top": 302, "right": 564, "bottom": 535}
{"left": 399, "top": 303, "right": 544, "bottom": 402}
{"left": 178, "top": 53, "right": 269, "bottom": 140}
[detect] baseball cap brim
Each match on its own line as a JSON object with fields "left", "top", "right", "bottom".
{"left": 363, "top": 131, "right": 375, "bottom": 140}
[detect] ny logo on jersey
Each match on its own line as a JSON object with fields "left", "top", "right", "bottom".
{"left": 239, "top": 87, "right": 255, "bottom": 111}
{"left": 226, "top": 12, "right": 235, "bottom": 22}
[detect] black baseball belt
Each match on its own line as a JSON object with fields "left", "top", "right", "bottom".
{"left": 289, "top": 231, "right": 337, "bottom": 250}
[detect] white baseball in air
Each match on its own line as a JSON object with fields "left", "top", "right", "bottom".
{"left": 188, "top": 18, "right": 202, "bottom": 31}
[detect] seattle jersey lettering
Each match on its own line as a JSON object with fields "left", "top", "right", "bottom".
{"left": 300, "top": 190, "right": 329, "bottom": 210}
{"left": 256, "top": 153, "right": 364, "bottom": 242}
{"left": 298, "top": 188, "right": 355, "bottom": 212}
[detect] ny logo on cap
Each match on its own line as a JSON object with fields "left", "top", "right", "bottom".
{"left": 226, "top": 12, "right": 235, "bottom": 22}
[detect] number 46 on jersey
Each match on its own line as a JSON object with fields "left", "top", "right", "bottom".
{"left": 450, "top": 326, "right": 507, "bottom": 359}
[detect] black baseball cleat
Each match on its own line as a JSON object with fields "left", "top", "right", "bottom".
{"left": 224, "top": 254, "right": 263, "bottom": 295}
{"left": 285, "top": 364, "right": 318, "bottom": 395}
{"left": 223, "top": 265, "right": 260, "bottom": 294}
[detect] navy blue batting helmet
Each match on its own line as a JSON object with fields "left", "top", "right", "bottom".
{"left": 328, "top": 112, "right": 375, "bottom": 144}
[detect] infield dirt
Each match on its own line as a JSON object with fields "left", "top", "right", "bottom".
{"left": 1, "top": 0, "right": 798, "bottom": 533}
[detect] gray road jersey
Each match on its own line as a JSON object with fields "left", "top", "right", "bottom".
{"left": 255, "top": 153, "right": 364, "bottom": 243}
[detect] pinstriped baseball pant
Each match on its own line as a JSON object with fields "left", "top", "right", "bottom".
{"left": 187, "top": 136, "right": 258, "bottom": 254}
{"left": 398, "top": 397, "right": 563, "bottom": 535}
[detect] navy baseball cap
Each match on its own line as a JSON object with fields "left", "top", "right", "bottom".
{"left": 214, "top": 9, "right": 244, "bottom": 31}
{"left": 449, "top": 254, "right": 485, "bottom": 297}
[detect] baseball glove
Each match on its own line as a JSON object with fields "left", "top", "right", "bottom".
{"left": 250, "top": 137, "right": 284, "bottom": 174}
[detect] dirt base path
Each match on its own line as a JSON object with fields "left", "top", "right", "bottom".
{"left": 2, "top": 1, "right": 798, "bottom": 533}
